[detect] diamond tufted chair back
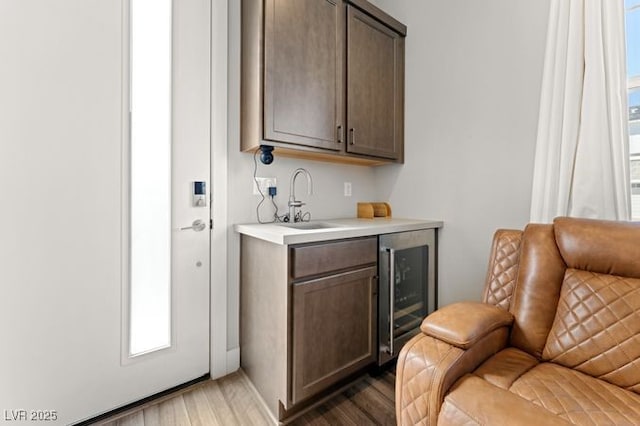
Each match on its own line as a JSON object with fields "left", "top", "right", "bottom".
{"left": 482, "top": 229, "right": 523, "bottom": 311}
{"left": 484, "top": 217, "right": 640, "bottom": 391}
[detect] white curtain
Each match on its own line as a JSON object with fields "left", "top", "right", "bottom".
{"left": 530, "top": 0, "right": 631, "bottom": 222}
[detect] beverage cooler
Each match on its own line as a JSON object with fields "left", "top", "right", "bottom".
{"left": 378, "top": 229, "right": 437, "bottom": 365}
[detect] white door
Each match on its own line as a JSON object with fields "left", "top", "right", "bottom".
{"left": 0, "top": 0, "right": 210, "bottom": 424}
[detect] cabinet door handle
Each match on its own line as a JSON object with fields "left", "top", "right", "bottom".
{"left": 337, "top": 125, "right": 343, "bottom": 144}
{"left": 349, "top": 128, "right": 355, "bottom": 145}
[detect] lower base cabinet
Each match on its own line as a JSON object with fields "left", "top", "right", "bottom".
{"left": 240, "top": 235, "right": 378, "bottom": 420}
{"left": 292, "top": 266, "right": 377, "bottom": 403}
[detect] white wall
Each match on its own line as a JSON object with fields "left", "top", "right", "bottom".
{"left": 369, "top": 0, "right": 551, "bottom": 304}
{"left": 225, "top": 0, "right": 378, "bottom": 350}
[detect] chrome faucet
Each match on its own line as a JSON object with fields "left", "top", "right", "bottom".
{"left": 288, "top": 168, "right": 313, "bottom": 222}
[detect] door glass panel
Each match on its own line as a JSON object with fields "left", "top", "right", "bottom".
{"left": 129, "top": 0, "right": 172, "bottom": 356}
{"left": 393, "top": 246, "right": 428, "bottom": 339}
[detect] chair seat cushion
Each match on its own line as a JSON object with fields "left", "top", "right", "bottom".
{"left": 510, "top": 362, "right": 640, "bottom": 425}
{"left": 445, "top": 350, "right": 640, "bottom": 425}
{"left": 473, "top": 347, "right": 538, "bottom": 389}
{"left": 439, "top": 374, "right": 571, "bottom": 426}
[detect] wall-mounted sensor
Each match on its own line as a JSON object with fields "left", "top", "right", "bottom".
{"left": 193, "top": 181, "right": 207, "bottom": 207}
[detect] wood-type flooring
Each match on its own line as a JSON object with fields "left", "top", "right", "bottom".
{"left": 95, "top": 369, "right": 395, "bottom": 426}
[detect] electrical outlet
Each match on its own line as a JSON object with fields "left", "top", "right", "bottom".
{"left": 344, "top": 182, "right": 352, "bottom": 197}
{"left": 254, "top": 177, "right": 277, "bottom": 195}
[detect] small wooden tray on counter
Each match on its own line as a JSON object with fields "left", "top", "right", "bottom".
{"left": 357, "top": 202, "right": 392, "bottom": 219}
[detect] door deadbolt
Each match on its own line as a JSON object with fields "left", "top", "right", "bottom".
{"left": 193, "top": 181, "right": 207, "bottom": 207}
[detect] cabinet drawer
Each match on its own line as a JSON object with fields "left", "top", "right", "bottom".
{"left": 290, "top": 237, "right": 377, "bottom": 280}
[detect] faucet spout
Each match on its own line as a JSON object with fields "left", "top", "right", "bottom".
{"left": 289, "top": 168, "right": 313, "bottom": 198}
{"left": 288, "top": 168, "right": 313, "bottom": 222}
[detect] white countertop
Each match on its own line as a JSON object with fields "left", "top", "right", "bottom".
{"left": 234, "top": 217, "right": 443, "bottom": 245}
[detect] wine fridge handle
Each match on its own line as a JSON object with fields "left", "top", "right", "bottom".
{"left": 388, "top": 248, "right": 396, "bottom": 355}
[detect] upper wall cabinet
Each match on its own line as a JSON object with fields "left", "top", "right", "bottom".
{"left": 264, "top": 0, "right": 343, "bottom": 152}
{"left": 346, "top": 5, "right": 404, "bottom": 160}
{"left": 241, "top": 0, "right": 406, "bottom": 166}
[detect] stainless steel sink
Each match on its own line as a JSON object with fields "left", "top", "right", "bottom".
{"left": 278, "top": 221, "right": 341, "bottom": 230}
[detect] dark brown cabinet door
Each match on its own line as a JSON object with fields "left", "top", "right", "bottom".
{"left": 291, "top": 267, "right": 377, "bottom": 404}
{"left": 264, "top": 0, "right": 344, "bottom": 150}
{"left": 347, "top": 5, "right": 404, "bottom": 160}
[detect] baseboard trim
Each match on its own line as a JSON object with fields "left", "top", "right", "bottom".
{"left": 226, "top": 347, "right": 240, "bottom": 373}
{"left": 238, "top": 368, "right": 278, "bottom": 426}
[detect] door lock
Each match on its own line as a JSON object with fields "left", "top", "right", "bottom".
{"left": 193, "top": 181, "right": 207, "bottom": 207}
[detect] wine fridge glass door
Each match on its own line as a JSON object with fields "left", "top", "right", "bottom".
{"left": 378, "top": 228, "right": 436, "bottom": 365}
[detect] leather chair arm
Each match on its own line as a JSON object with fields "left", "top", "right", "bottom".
{"left": 395, "top": 306, "right": 511, "bottom": 426}
{"left": 421, "top": 302, "right": 514, "bottom": 349}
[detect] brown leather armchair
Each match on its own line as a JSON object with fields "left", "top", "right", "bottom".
{"left": 395, "top": 217, "right": 640, "bottom": 425}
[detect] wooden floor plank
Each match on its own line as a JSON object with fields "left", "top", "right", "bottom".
{"left": 289, "top": 410, "right": 333, "bottom": 426}
{"left": 365, "top": 372, "right": 396, "bottom": 402}
{"left": 344, "top": 379, "right": 395, "bottom": 426}
{"left": 182, "top": 387, "right": 222, "bottom": 426}
{"left": 141, "top": 405, "right": 160, "bottom": 426}
{"left": 201, "top": 379, "right": 241, "bottom": 425}
{"left": 323, "top": 394, "right": 375, "bottom": 425}
{"left": 157, "top": 396, "right": 191, "bottom": 426}
{"left": 218, "top": 371, "right": 273, "bottom": 425}
{"left": 114, "top": 411, "right": 144, "bottom": 426}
